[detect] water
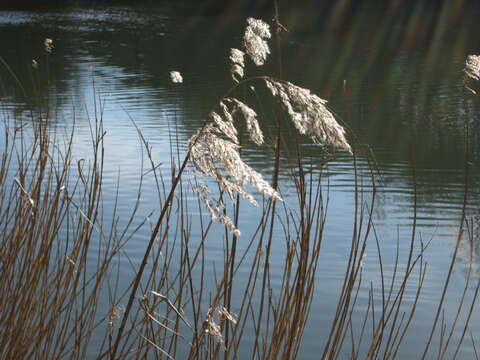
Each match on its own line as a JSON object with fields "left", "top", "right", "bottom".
{"left": 1, "top": 3, "right": 480, "bottom": 358}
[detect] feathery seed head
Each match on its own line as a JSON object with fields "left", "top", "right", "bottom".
{"left": 189, "top": 124, "right": 281, "bottom": 235}
{"left": 44, "top": 38, "right": 53, "bottom": 53}
{"left": 203, "top": 318, "right": 224, "bottom": 344}
{"left": 193, "top": 184, "right": 241, "bottom": 235}
{"left": 243, "top": 18, "right": 271, "bottom": 66}
{"left": 230, "top": 48, "right": 245, "bottom": 67}
{"left": 230, "top": 64, "right": 244, "bottom": 82}
{"left": 202, "top": 305, "right": 238, "bottom": 345}
{"left": 230, "top": 48, "right": 246, "bottom": 82}
{"left": 227, "top": 98, "right": 264, "bottom": 145}
{"left": 465, "top": 55, "right": 480, "bottom": 94}
{"left": 219, "top": 306, "right": 238, "bottom": 324}
{"left": 465, "top": 55, "right": 480, "bottom": 81}
{"left": 265, "top": 79, "right": 352, "bottom": 153}
{"left": 210, "top": 109, "right": 238, "bottom": 144}
{"left": 169, "top": 71, "right": 183, "bottom": 83}
{"left": 190, "top": 127, "right": 279, "bottom": 200}
{"left": 246, "top": 17, "right": 271, "bottom": 39}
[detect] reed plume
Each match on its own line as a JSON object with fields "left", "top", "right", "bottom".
{"left": 230, "top": 48, "right": 245, "bottom": 82}
{"left": 227, "top": 97, "right": 264, "bottom": 145}
{"left": 190, "top": 18, "right": 351, "bottom": 235}
{"left": 44, "top": 38, "right": 53, "bottom": 53}
{"left": 211, "top": 107, "right": 238, "bottom": 144}
{"left": 243, "top": 18, "right": 271, "bottom": 66}
{"left": 189, "top": 125, "right": 281, "bottom": 205}
{"left": 170, "top": 70, "right": 183, "bottom": 83}
{"left": 202, "top": 305, "right": 238, "bottom": 346}
{"left": 465, "top": 54, "right": 480, "bottom": 94}
{"left": 264, "top": 79, "right": 352, "bottom": 153}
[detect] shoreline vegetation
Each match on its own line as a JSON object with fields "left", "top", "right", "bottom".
{"left": 1, "top": 15, "right": 480, "bottom": 360}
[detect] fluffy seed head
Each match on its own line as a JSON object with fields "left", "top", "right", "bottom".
{"left": 203, "top": 318, "right": 223, "bottom": 345}
{"left": 230, "top": 64, "right": 244, "bottom": 82}
{"left": 265, "top": 79, "right": 352, "bottom": 153}
{"left": 243, "top": 18, "right": 271, "bottom": 66}
{"left": 226, "top": 98, "right": 264, "bottom": 145}
{"left": 465, "top": 55, "right": 480, "bottom": 81}
{"left": 465, "top": 55, "right": 480, "bottom": 94}
{"left": 193, "top": 184, "right": 241, "bottom": 236}
{"left": 210, "top": 108, "right": 238, "bottom": 144}
{"left": 230, "top": 48, "right": 245, "bottom": 67}
{"left": 169, "top": 71, "right": 183, "bottom": 83}
{"left": 202, "top": 305, "right": 238, "bottom": 345}
{"left": 189, "top": 123, "right": 281, "bottom": 235}
{"left": 189, "top": 126, "right": 281, "bottom": 204}
{"left": 44, "top": 38, "right": 53, "bottom": 53}
{"left": 246, "top": 17, "right": 271, "bottom": 38}
{"left": 219, "top": 306, "right": 238, "bottom": 324}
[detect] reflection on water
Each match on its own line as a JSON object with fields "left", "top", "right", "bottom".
{"left": 1, "top": 3, "right": 480, "bottom": 358}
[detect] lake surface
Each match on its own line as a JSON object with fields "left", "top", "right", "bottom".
{"left": 1, "top": 3, "right": 480, "bottom": 358}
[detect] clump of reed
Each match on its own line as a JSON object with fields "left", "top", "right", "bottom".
{"left": 0, "top": 105, "right": 124, "bottom": 358}
{"left": 0, "top": 16, "right": 479, "bottom": 360}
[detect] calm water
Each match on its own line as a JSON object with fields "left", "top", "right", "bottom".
{"left": 1, "top": 4, "right": 480, "bottom": 358}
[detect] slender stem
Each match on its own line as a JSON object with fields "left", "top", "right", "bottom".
{"left": 420, "top": 114, "right": 470, "bottom": 360}
{"left": 108, "top": 141, "right": 196, "bottom": 359}
{"left": 253, "top": 2, "right": 284, "bottom": 357}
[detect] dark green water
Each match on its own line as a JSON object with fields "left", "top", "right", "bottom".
{"left": 1, "top": 4, "right": 480, "bottom": 358}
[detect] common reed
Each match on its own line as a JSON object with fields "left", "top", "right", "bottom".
{"left": 0, "top": 16, "right": 479, "bottom": 360}
{"left": 465, "top": 54, "right": 480, "bottom": 94}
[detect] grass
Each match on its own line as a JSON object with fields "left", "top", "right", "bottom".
{"left": 0, "top": 14, "right": 479, "bottom": 360}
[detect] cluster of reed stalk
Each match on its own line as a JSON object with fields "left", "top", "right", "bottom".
{"left": 0, "top": 16, "right": 479, "bottom": 360}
